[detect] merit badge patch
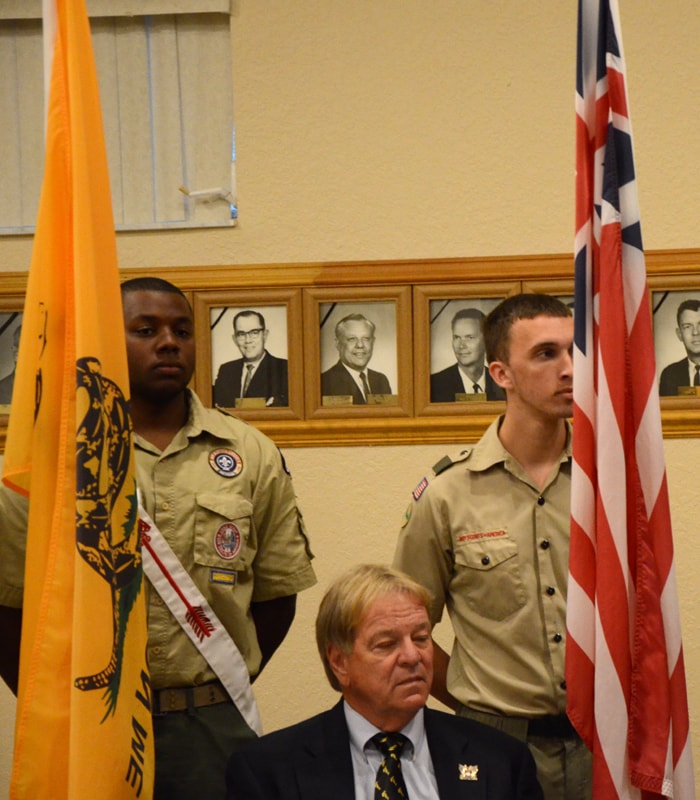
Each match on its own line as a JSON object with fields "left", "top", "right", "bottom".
{"left": 210, "top": 569, "right": 237, "bottom": 586}
{"left": 214, "top": 522, "right": 242, "bottom": 560}
{"left": 209, "top": 448, "right": 243, "bottom": 478}
{"left": 412, "top": 477, "right": 429, "bottom": 501}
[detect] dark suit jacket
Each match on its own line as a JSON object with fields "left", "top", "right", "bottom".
{"left": 213, "top": 351, "right": 288, "bottom": 407}
{"left": 659, "top": 357, "right": 694, "bottom": 396}
{"left": 430, "top": 363, "right": 505, "bottom": 403}
{"left": 226, "top": 701, "right": 543, "bottom": 800}
{"left": 321, "top": 361, "right": 392, "bottom": 404}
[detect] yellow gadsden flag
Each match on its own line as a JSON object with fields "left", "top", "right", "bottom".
{"left": 2, "top": 1, "right": 154, "bottom": 797}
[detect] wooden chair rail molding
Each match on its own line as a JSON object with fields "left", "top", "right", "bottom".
{"left": 0, "top": 248, "right": 699, "bottom": 449}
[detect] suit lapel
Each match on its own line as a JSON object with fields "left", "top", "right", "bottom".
{"left": 449, "top": 364, "right": 463, "bottom": 395}
{"left": 426, "top": 710, "right": 487, "bottom": 800}
{"left": 295, "top": 702, "right": 356, "bottom": 800}
{"left": 248, "top": 357, "right": 267, "bottom": 397}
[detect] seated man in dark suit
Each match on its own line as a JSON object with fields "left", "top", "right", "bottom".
{"left": 659, "top": 298, "right": 700, "bottom": 395}
{"left": 226, "top": 563, "right": 543, "bottom": 800}
{"left": 430, "top": 308, "right": 504, "bottom": 402}
{"left": 321, "top": 313, "right": 392, "bottom": 404}
{"left": 213, "top": 309, "right": 288, "bottom": 407}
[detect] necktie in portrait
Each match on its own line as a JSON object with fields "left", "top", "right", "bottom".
{"left": 359, "top": 370, "right": 371, "bottom": 400}
{"left": 242, "top": 362, "right": 254, "bottom": 397}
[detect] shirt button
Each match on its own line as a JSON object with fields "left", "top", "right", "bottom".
{"left": 161, "top": 502, "right": 169, "bottom": 511}
{"left": 537, "top": 496, "right": 545, "bottom": 506}
{"left": 481, "top": 556, "right": 490, "bottom": 566}
{"left": 540, "top": 539, "right": 550, "bottom": 550}
{"left": 546, "top": 586, "right": 556, "bottom": 596}
{"left": 553, "top": 633, "right": 562, "bottom": 643}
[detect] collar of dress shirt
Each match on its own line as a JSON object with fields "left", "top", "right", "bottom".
{"left": 343, "top": 699, "right": 423, "bottom": 761}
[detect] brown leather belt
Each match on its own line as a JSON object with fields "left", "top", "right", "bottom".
{"left": 153, "top": 680, "right": 230, "bottom": 714}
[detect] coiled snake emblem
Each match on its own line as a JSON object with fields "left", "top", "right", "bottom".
{"left": 74, "top": 357, "right": 141, "bottom": 718}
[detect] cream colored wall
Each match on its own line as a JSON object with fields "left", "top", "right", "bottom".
{"left": 2, "top": 1, "right": 700, "bottom": 792}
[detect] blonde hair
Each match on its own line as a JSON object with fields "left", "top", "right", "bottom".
{"left": 315, "top": 563, "right": 431, "bottom": 691}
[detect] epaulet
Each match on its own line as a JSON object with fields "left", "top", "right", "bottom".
{"left": 432, "top": 448, "right": 472, "bottom": 476}
{"left": 405, "top": 447, "right": 473, "bottom": 513}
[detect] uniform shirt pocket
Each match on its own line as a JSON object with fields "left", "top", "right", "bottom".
{"left": 453, "top": 532, "right": 527, "bottom": 621}
{"left": 193, "top": 493, "right": 253, "bottom": 570}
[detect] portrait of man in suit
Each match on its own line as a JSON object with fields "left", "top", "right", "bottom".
{"left": 0, "top": 316, "right": 22, "bottom": 407}
{"left": 321, "top": 312, "right": 393, "bottom": 404}
{"left": 212, "top": 308, "right": 288, "bottom": 407}
{"left": 658, "top": 297, "right": 700, "bottom": 396}
{"left": 226, "top": 563, "right": 543, "bottom": 800}
{"left": 430, "top": 308, "right": 505, "bottom": 402}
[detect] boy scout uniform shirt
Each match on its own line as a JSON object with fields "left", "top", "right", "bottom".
{"left": 393, "top": 416, "right": 571, "bottom": 718}
{"left": 139, "top": 391, "right": 316, "bottom": 690}
{"left": 0, "top": 391, "right": 316, "bottom": 689}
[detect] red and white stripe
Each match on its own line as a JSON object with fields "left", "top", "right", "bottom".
{"left": 567, "top": 1, "right": 695, "bottom": 798}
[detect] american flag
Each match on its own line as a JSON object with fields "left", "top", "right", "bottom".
{"left": 566, "top": 1, "right": 695, "bottom": 798}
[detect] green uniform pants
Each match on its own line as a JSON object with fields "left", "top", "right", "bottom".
{"left": 153, "top": 702, "right": 257, "bottom": 800}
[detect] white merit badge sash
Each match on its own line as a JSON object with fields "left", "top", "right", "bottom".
{"left": 137, "top": 497, "right": 263, "bottom": 735}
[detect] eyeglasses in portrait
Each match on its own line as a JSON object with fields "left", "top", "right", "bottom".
{"left": 210, "top": 305, "right": 289, "bottom": 409}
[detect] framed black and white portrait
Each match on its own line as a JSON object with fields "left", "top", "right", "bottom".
{"left": 303, "top": 286, "right": 412, "bottom": 419}
{"left": 0, "top": 311, "right": 23, "bottom": 410}
{"left": 193, "top": 288, "right": 303, "bottom": 420}
{"left": 652, "top": 289, "right": 700, "bottom": 398}
{"left": 413, "top": 283, "right": 516, "bottom": 416}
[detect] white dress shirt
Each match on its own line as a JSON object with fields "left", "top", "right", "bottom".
{"left": 458, "top": 364, "right": 487, "bottom": 394}
{"left": 344, "top": 701, "right": 439, "bottom": 800}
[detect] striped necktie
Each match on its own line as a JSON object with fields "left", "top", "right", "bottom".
{"left": 359, "top": 370, "right": 371, "bottom": 400}
{"left": 242, "top": 363, "right": 254, "bottom": 397}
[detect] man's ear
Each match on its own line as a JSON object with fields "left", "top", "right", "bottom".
{"left": 676, "top": 327, "right": 684, "bottom": 344}
{"left": 327, "top": 644, "right": 350, "bottom": 689}
{"left": 488, "top": 360, "right": 511, "bottom": 390}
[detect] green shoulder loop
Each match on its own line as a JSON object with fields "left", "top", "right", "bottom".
{"left": 432, "top": 448, "right": 472, "bottom": 476}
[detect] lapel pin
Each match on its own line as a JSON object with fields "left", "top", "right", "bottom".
{"left": 459, "top": 764, "right": 479, "bottom": 781}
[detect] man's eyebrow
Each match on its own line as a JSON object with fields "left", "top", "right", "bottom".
{"left": 367, "top": 620, "right": 431, "bottom": 640}
{"left": 129, "top": 313, "right": 193, "bottom": 325}
{"left": 527, "top": 339, "right": 557, "bottom": 352}
{"left": 528, "top": 337, "right": 571, "bottom": 351}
